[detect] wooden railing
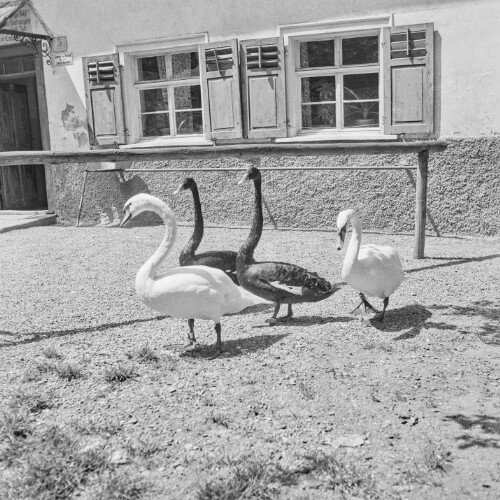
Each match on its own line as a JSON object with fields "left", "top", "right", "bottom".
{"left": 0, "top": 141, "right": 447, "bottom": 259}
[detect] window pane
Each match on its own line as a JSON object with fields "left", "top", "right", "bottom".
{"left": 300, "top": 39, "right": 335, "bottom": 68}
{"left": 343, "top": 73, "right": 378, "bottom": 100}
{"left": 302, "top": 76, "right": 335, "bottom": 103}
{"left": 142, "top": 114, "right": 170, "bottom": 136}
{"left": 172, "top": 52, "right": 199, "bottom": 79}
{"left": 174, "top": 85, "right": 201, "bottom": 110}
{"left": 302, "top": 104, "right": 336, "bottom": 128}
{"left": 140, "top": 88, "right": 169, "bottom": 113}
{"left": 138, "top": 56, "right": 167, "bottom": 81}
{"left": 344, "top": 102, "right": 379, "bottom": 127}
{"left": 342, "top": 36, "right": 379, "bottom": 65}
{"left": 176, "top": 110, "right": 203, "bottom": 134}
{"left": 343, "top": 73, "right": 379, "bottom": 127}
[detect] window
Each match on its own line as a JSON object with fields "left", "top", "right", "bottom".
{"left": 296, "top": 32, "right": 381, "bottom": 132}
{"left": 83, "top": 23, "right": 433, "bottom": 147}
{"left": 135, "top": 51, "right": 203, "bottom": 137}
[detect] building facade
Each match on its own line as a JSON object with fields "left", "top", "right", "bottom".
{"left": 0, "top": 0, "right": 498, "bottom": 235}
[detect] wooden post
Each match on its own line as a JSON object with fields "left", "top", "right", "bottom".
{"left": 76, "top": 168, "right": 89, "bottom": 227}
{"left": 414, "top": 149, "right": 429, "bottom": 259}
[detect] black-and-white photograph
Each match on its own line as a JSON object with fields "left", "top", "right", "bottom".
{"left": 0, "top": 0, "right": 499, "bottom": 498}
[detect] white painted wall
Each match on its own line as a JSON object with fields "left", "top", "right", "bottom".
{"left": 24, "top": 0, "right": 500, "bottom": 148}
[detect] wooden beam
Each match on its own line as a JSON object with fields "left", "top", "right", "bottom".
{"left": 414, "top": 149, "right": 429, "bottom": 259}
{"left": 0, "top": 141, "right": 447, "bottom": 166}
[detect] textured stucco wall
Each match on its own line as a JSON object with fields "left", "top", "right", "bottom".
{"left": 54, "top": 137, "right": 500, "bottom": 237}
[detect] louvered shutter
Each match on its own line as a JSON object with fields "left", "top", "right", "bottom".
{"left": 199, "top": 39, "right": 242, "bottom": 140}
{"left": 240, "top": 37, "right": 286, "bottom": 139}
{"left": 383, "top": 23, "right": 434, "bottom": 135}
{"left": 83, "top": 53, "right": 126, "bottom": 147}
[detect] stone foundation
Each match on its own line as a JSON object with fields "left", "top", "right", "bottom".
{"left": 53, "top": 137, "right": 500, "bottom": 236}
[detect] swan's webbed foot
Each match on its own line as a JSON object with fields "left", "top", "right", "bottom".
{"left": 281, "top": 303, "right": 294, "bottom": 321}
{"left": 206, "top": 323, "right": 223, "bottom": 359}
{"left": 372, "top": 298, "right": 389, "bottom": 323}
{"left": 184, "top": 341, "right": 199, "bottom": 351}
{"left": 265, "top": 302, "right": 281, "bottom": 326}
{"left": 360, "top": 293, "right": 379, "bottom": 313}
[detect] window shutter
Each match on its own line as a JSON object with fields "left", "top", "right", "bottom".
{"left": 83, "top": 53, "right": 126, "bottom": 147}
{"left": 383, "top": 23, "right": 434, "bottom": 135}
{"left": 199, "top": 39, "right": 242, "bottom": 140}
{"left": 240, "top": 37, "right": 286, "bottom": 139}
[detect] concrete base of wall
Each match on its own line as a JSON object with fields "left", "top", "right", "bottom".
{"left": 52, "top": 136, "right": 500, "bottom": 237}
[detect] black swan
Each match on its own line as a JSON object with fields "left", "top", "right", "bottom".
{"left": 236, "top": 166, "right": 339, "bottom": 324}
{"left": 175, "top": 177, "right": 239, "bottom": 285}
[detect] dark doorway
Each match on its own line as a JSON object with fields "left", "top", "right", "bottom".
{"left": 0, "top": 51, "right": 46, "bottom": 210}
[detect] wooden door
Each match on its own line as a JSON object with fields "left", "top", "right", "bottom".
{"left": 0, "top": 83, "right": 44, "bottom": 210}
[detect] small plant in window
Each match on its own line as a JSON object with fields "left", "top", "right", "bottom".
{"left": 344, "top": 86, "right": 379, "bottom": 126}
{"left": 311, "top": 79, "right": 336, "bottom": 126}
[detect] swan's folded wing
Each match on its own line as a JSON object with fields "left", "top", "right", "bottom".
{"left": 256, "top": 262, "right": 336, "bottom": 296}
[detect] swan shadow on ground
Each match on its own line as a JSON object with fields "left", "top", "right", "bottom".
{"left": 367, "top": 304, "right": 432, "bottom": 339}
{"left": 405, "top": 253, "right": 500, "bottom": 275}
{"left": 179, "top": 332, "right": 290, "bottom": 359}
{"left": 0, "top": 316, "right": 167, "bottom": 349}
{"left": 249, "top": 314, "right": 354, "bottom": 329}
{"left": 443, "top": 414, "right": 500, "bottom": 449}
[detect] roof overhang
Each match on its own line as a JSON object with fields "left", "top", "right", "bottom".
{"left": 0, "top": 1, "right": 54, "bottom": 61}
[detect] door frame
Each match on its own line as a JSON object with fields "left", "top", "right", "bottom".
{"left": 0, "top": 42, "right": 53, "bottom": 210}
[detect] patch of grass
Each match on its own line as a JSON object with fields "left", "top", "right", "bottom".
{"left": 0, "top": 425, "right": 108, "bottom": 499}
{"left": 54, "top": 362, "right": 84, "bottom": 381}
{"left": 8, "top": 388, "right": 54, "bottom": 414}
{"left": 297, "top": 380, "right": 316, "bottom": 401}
{"left": 104, "top": 364, "right": 137, "bottom": 383}
{"left": 24, "top": 361, "right": 84, "bottom": 382}
{"left": 300, "top": 451, "right": 377, "bottom": 498}
{"left": 71, "top": 417, "right": 123, "bottom": 437}
{"left": 398, "top": 440, "right": 452, "bottom": 487}
{"left": 196, "top": 455, "right": 297, "bottom": 500}
{"left": 83, "top": 469, "right": 149, "bottom": 500}
{"left": 42, "top": 347, "right": 64, "bottom": 360}
{"left": 131, "top": 345, "right": 160, "bottom": 363}
{"left": 209, "top": 412, "right": 230, "bottom": 428}
{"left": 126, "top": 436, "right": 164, "bottom": 459}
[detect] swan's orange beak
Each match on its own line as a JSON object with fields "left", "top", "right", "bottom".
{"left": 238, "top": 172, "right": 250, "bottom": 185}
{"left": 120, "top": 209, "right": 132, "bottom": 227}
{"left": 173, "top": 184, "right": 183, "bottom": 195}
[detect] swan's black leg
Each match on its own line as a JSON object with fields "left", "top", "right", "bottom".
{"left": 360, "top": 293, "right": 379, "bottom": 313}
{"left": 373, "top": 297, "right": 389, "bottom": 322}
{"left": 267, "top": 302, "right": 281, "bottom": 325}
{"left": 208, "top": 323, "right": 222, "bottom": 359}
{"left": 184, "top": 319, "right": 198, "bottom": 350}
{"left": 282, "top": 303, "right": 293, "bottom": 320}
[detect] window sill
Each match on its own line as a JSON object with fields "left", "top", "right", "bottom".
{"left": 120, "top": 136, "right": 213, "bottom": 149}
{"left": 276, "top": 131, "right": 398, "bottom": 143}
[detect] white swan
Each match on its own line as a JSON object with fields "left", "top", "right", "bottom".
{"left": 336, "top": 209, "right": 405, "bottom": 322}
{"left": 120, "top": 193, "right": 270, "bottom": 355}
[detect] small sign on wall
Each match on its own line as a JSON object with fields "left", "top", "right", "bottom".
{"left": 54, "top": 53, "right": 73, "bottom": 66}
{"left": 52, "top": 36, "right": 68, "bottom": 53}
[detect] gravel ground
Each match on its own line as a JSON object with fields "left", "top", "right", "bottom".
{"left": 0, "top": 222, "right": 499, "bottom": 499}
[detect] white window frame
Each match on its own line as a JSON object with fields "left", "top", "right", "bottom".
{"left": 118, "top": 34, "right": 212, "bottom": 147}
{"left": 279, "top": 16, "right": 396, "bottom": 142}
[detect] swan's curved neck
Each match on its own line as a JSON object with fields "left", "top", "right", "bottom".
{"left": 138, "top": 200, "right": 177, "bottom": 282}
{"left": 183, "top": 184, "right": 203, "bottom": 258}
{"left": 237, "top": 176, "right": 262, "bottom": 267}
{"left": 343, "top": 213, "right": 362, "bottom": 273}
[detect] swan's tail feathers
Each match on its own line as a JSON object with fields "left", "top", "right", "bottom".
{"left": 225, "top": 287, "right": 272, "bottom": 315}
